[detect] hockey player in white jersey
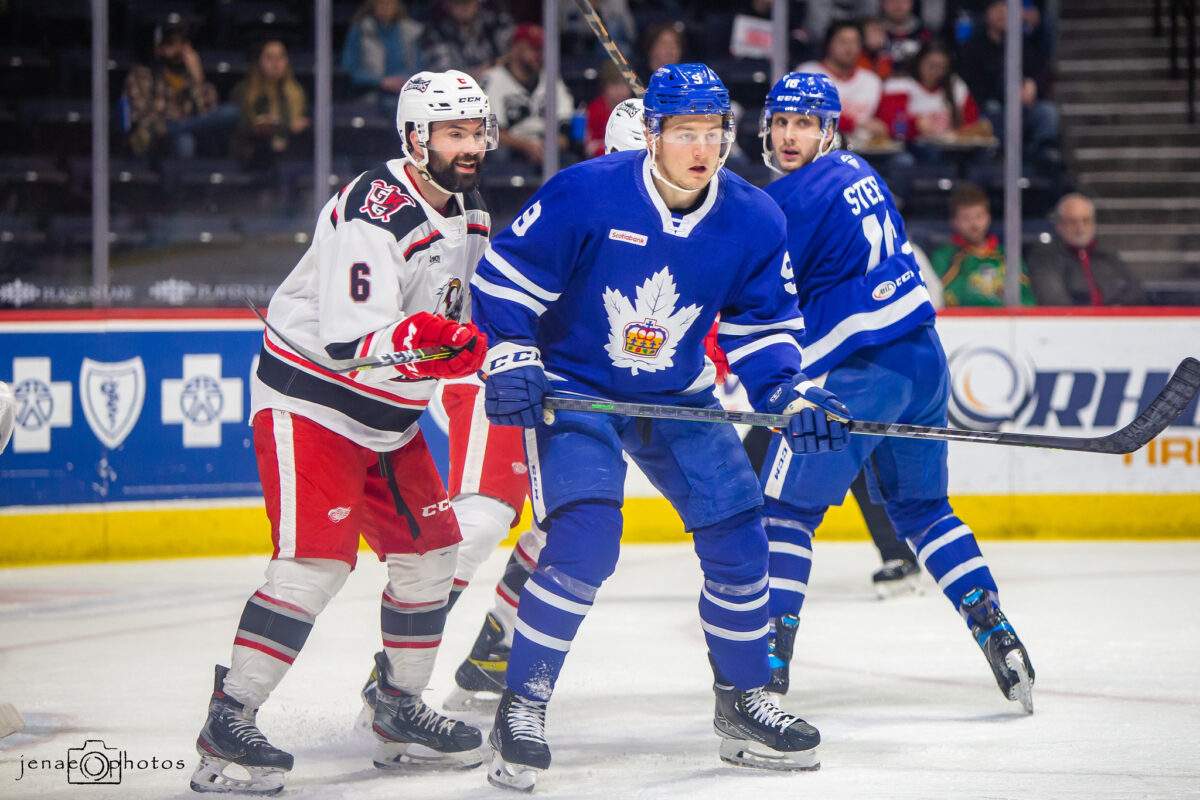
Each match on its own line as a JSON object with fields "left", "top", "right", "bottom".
{"left": 755, "top": 73, "right": 1034, "bottom": 712}
{"left": 469, "top": 63, "right": 854, "bottom": 791}
{"left": 189, "top": 71, "right": 498, "bottom": 795}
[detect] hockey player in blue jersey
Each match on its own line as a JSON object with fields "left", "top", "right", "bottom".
{"left": 469, "top": 63, "right": 853, "bottom": 790}
{"left": 756, "top": 73, "right": 1035, "bottom": 713}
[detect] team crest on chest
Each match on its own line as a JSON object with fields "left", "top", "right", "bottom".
{"left": 361, "top": 179, "right": 415, "bottom": 222}
{"left": 602, "top": 267, "right": 701, "bottom": 375}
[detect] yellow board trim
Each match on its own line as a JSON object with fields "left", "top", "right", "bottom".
{"left": 2, "top": 494, "right": 1198, "bottom": 566}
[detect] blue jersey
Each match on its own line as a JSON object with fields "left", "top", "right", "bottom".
{"left": 764, "top": 150, "right": 935, "bottom": 377}
{"left": 471, "top": 150, "right": 805, "bottom": 409}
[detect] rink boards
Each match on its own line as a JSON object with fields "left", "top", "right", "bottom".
{"left": 1, "top": 308, "right": 1197, "bottom": 564}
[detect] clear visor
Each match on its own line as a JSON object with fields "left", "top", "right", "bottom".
{"left": 657, "top": 126, "right": 736, "bottom": 146}
{"left": 426, "top": 113, "right": 500, "bottom": 154}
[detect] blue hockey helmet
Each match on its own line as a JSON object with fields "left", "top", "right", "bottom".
{"left": 643, "top": 63, "right": 735, "bottom": 143}
{"left": 760, "top": 72, "right": 841, "bottom": 169}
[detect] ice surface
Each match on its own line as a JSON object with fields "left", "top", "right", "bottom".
{"left": 2, "top": 540, "right": 1198, "bottom": 799}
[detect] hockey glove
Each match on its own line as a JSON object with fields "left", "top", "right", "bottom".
{"left": 483, "top": 342, "right": 549, "bottom": 428}
{"left": 765, "top": 374, "right": 853, "bottom": 455}
{"left": 704, "top": 321, "right": 731, "bottom": 386}
{"left": 392, "top": 312, "right": 487, "bottom": 380}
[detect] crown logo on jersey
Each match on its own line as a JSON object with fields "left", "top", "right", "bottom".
{"left": 623, "top": 319, "right": 668, "bottom": 357}
{"left": 603, "top": 267, "right": 701, "bottom": 375}
{"left": 361, "top": 179, "right": 415, "bottom": 222}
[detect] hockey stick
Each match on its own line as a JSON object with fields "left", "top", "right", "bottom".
{"left": 244, "top": 300, "right": 461, "bottom": 374}
{"left": 572, "top": 0, "right": 645, "bottom": 97}
{"left": 542, "top": 357, "right": 1200, "bottom": 454}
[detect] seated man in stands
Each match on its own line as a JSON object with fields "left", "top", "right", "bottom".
{"left": 481, "top": 24, "right": 574, "bottom": 165}
{"left": 340, "top": 0, "right": 424, "bottom": 106}
{"left": 422, "top": 0, "right": 511, "bottom": 81}
{"left": 931, "top": 183, "right": 1035, "bottom": 307}
{"left": 1029, "top": 193, "right": 1144, "bottom": 306}
{"left": 122, "top": 21, "right": 236, "bottom": 160}
{"left": 797, "top": 21, "right": 890, "bottom": 146}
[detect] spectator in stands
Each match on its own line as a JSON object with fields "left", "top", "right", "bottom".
{"left": 639, "top": 23, "right": 686, "bottom": 77}
{"left": 931, "top": 183, "right": 1035, "bottom": 306}
{"left": 230, "top": 39, "right": 310, "bottom": 171}
{"left": 122, "top": 21, "right": 236, "bottom": 160}
{"left": 1029, "top": 193, "right": 1145, "bottom": 306}
{"left": 481, "top": 24, "right": 573, "bottom": 165}
{"left": 876, "top": 39, "right": 992, "bottom": 160}
{"left": 956, "top": 0, "right": 1060, "bottom": 168}
{"left": 797, "top": 21, "right": 890, "bottom": 145}
{"left": 583, "top": 61, "right": 633, "bottom": 159}
{"left": 422, "top": 0, "right": 512, "bottom": 81}
{"left": 340, "top": 0, "right": 423, "bottom": 106}
{"left": 803, "top": 0, "right": 878, "bottom": 48}
{"left": 880, "top": 0, "right": 933, "bottom": 68}
{"left": 860, "top": 18, "right": 896, "bottom": 79}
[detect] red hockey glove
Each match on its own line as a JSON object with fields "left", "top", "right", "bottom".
{"left": 704, "top": 320, "right": 731, "bottom": 385}
{"left": 392, "top": 312, "right": 487, "bottom": 380}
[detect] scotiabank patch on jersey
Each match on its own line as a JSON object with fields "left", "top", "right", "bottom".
{"left": 361, "top": 180, "right": 416, "bottom": 222}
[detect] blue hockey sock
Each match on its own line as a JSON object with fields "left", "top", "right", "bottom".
{"left": 762, "top": 499, "right": 819, "bottom": 619}
{"left": 699, "top": 574, "right": 770, "bottom": 690}
{"left": 909, "top": 514, "right": 998, "bottom": 617}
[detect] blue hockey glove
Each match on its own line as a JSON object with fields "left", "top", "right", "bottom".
{"left": 765, "top": 374, "right": 853, "bottom": 455}
{"left": 482, "top": 342, "right": 549, "bottom": 428}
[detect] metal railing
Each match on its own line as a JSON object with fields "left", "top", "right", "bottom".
{"left": 1155, "top": 0, "right": 1198, "bottom": 123}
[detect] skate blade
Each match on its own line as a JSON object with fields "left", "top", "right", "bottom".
{"left": 373, "top": 741, "right": 483, "bottom": 771}
{"left": 718, "top": 738, "right": 820, "bottom": 772}
{"left": 189, "top": 755, "right": 286, "bottom": 795}
{"left": 443, "top": 685, "right": 503, "bottom": 713}
{"left": 486, "top": 748, "right": 541, "bottom": 792}
{"left": 1005, "top": 650, "right": 1034, "bottom": 715}
{"left": 873, "top": 573, "right": 924, "bottom": 600}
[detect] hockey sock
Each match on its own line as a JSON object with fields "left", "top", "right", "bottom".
{"left": 694, "top": 509, "right": 772, "bottom": 690}
{"left": 227, "top": 558, "right": 349, "bottom": 708}
{"left": 506, "top": 502, "right": 619, "bottom": 701}
{"left": 381, "top": 545, "right": 456, "bottom": 694}
{"left": 908, "top": 514, "right": 998, "bottom": 617}
{"left": 762, "top": 499, "right": 820, "bottom": 620}
{"left": 450, "top": 493, "right": 517, "bottom": 594}
{"left": 491, "top": 523, "right": 546, "bottom": 646}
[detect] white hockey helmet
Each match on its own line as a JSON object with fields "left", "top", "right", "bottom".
{"left": 395, "top": 70, "right": 499, "bottom": 167}
{"left": 604, "top": 98, "right": 647, "bottom": 153}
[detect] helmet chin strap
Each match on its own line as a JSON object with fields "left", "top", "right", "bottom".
{"left": 762, "top": 124, "right": 837, "bottom": 174}
{"left": 647, "top": 138, "right": 727, "bottom": 196}
{"left": 408, "top": 150, "right": 457, "bottom": 197}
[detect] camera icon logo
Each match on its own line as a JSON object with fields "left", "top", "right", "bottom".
{"left": 67, "top": 739, "right": 122, "bottom": 784}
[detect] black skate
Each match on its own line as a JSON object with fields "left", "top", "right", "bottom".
{"left": 960, "top": 588, "right": 1035, "bottom": 714}
{"left": 872, "top": 558, "right": 923, "bottom": 599}
{"left": 354, "top": 661, "right": 381, "bottom": 733}
{"left": 487, "top": 688, "right": 550, "bottom": 792}
{"left": 190, "top": 665, "right": 293, "bottom": 795}
{"left": 712, "top": 656, "right": 819, "bottom": 771}
{"left": 445, "top": 612, "right": 509, "bottom": 711}
{"left": 765, "top": 614, "right": 799, "bottom": 696}
{"left": 369, "top": 652, "right": 483, "bottom": 770}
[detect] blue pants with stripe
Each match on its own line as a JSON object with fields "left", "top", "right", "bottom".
{"left": 507, "top": 404, "right": 772, "bottom": 698}
{"left": 761, "top": 325, "right": 998, "bottom": 621}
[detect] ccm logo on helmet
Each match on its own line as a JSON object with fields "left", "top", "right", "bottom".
{"left": 872, "top": 269, "right": 915, "bottom": 301}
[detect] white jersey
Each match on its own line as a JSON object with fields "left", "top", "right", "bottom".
{"left": 480, "top": 64, "right": 573, "bottom": 141}
{"left": 252, "top": 158, "right": 491, "bottom": 451}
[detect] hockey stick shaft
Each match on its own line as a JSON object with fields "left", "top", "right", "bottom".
{"left": 244, "top": 300, "right": 459, "bottom": 374}
{"left": 572, "top": 0, "right": 645, "bottom": 97}
{"left": 542, "top": 357, "right": 1200, "bottom": 454}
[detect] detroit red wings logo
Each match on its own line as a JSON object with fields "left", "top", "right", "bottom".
{"left": 361, "top": 180, "right": 416, "bottom": 222}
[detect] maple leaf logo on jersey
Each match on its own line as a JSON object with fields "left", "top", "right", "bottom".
{"left": 361, "top": 179, "right": 415, "bottom": 222}
{"left": 602, "top": 267, "right": 701, "bottom": 375}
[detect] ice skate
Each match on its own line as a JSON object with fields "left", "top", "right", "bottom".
{"left": 765, "top": 614, "right": 799, "bottom": 696}
{"left": 872, "top": 558, "right": 923, "bottom": 599}
{"left": 960, "top": 588, "right": 1035, "bottom": 714}
{"left": 368, "top": 652, "right": 483, "bottom": 770}
{"left": 487, "top": 688, "right": 550, "bottom": 792}
{"left": 190, "top": 665, "right": 293, "bottom": 795}
{"left": 711, "top": 655, "right": 819, "bottom": 771}
{"left": 354, "top": 661, "right": 380, "bottom": 733}
{"left": 444, "top": 612, "right": 509, "bottom": 712}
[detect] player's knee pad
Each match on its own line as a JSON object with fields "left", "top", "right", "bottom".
{"left": 451, "top": 493, "right": 515, "bottom": 584}
{"left": 693, "top": 508, "right": 769, "bottom": 589}
{"left": 884, "top": 496, "right": 955, "bottom": 542}
{"left": 262, "top": 557, "right": 350, "bottom": 616}
{"left": 537, "top": 499, "right": 622, "bottom": 588}
{"left": 385, "top": 544, "right": 458, "bottom": 603}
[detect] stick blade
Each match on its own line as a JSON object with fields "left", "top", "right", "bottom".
{"left": 0, "top": 703, "right": 24, "bottom": 739}
{"left": 1094, "top": 356, "right": 1200, "bottom": 454}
